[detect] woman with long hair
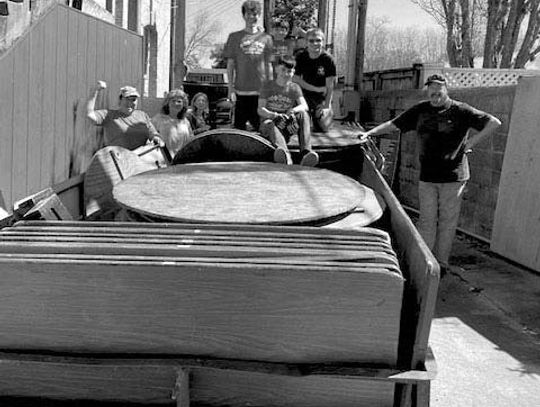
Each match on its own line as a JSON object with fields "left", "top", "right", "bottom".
{"left": 186, "top": 92, "right": 211, "bottom": 135}
{"left": 151, "top": 89, "right": 194, "bottom": 157}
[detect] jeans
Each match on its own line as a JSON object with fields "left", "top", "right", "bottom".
{"left": 417, "top": 180, "right": 467, "bottom": 265}
{"left": 260, "top": 110, "right": 312, "bottom": 151}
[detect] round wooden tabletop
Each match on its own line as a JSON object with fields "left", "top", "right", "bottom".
{"left": 112, "top": 161, "right": 382, "bottom": 226}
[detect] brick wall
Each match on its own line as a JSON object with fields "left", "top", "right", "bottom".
{"left": 361, "top": 85, "right": 516, "bottom": 240}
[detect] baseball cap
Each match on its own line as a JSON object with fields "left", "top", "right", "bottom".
{"left": 424, "top": 74, "right": 447, "bottom": 86}
{"left": 119, "top": 86, "right": 140, "bottom": 98}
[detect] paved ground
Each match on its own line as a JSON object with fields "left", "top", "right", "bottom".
{"left": 430, "top": 234, "right": 540, "bottom": 406}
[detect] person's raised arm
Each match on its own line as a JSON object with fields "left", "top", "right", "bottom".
{"left": 86, "top": 80, "right": 107, "bottom": 124}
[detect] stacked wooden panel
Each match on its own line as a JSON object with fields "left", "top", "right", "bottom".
{"left": 0, "top": 220, "right": 405, "bottom": 406}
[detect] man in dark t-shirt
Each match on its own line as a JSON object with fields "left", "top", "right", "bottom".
{"left": 293, "top": 28, "right": 336, "bottom": 132}
{"left": 359, "top": 74, "right": 501, "bottom": 272}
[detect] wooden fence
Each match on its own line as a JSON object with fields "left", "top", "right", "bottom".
{"left": 363, "top": 63, "right": 540, "bottom": 91}
{"left": 0, "top": 3, "right": 143, "bottom": 207}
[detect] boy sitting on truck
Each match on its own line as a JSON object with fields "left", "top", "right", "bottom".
{"left": 257, "top": 55, "right": 319, "bottom": 166}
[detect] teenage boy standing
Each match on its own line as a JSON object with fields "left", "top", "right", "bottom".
{"left": 224, "top": 1, "right": 273, "bottom": 131}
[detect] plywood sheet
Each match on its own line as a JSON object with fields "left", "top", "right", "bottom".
{"left": 491, "top": 76, "right": 540, "bottom": 271}
{"left": 0, "top": 355, "right": 394, "bottom": 406}
{"left": 113, "top": 162, "right": 379, "bottom": 226}
{"left": 0, "top": 257, "right": 403, "bottom": 365}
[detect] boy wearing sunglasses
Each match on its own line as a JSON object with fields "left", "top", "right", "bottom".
{"left": 293, "top": 28, "right": 336, "bottom": 133}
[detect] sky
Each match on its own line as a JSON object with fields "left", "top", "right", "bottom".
{"left": 187, "top": 0, "right": 438, "bottom": 43}
{"left": 187, "top": 0, "right": 439, "bottom": 67}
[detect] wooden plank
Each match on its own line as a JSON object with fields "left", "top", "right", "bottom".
{"left": 83, "top": 146, "right": 158, "bottom": 217}
{"left": 0, "top": 226, "right": 394, "bottom": 249}
{"left": 360, "top": 154, "right": 439, "bottom": 370}
{"left": 26, "top": 22, "right": 45, "bottom": 195}
{"left": 11, "top": 34, "right": 30, "bottom": 202}
{"left": 53, "top": 5, "right": 69, "bottom": 185}
{"left": 21, "top": 194, "right": 73, "bottom": 221}
{"left": 0, "top": 353, "right": 396, "bottom": 406}
{"left": 0, "top": 258, "right": 403, "bottom": 364}
{"left": 491, "top": 76, "right": 540, "bottom": 271}
{"left": 0, "top": 241, "right": 399, "bottom": 272}
{"left": 40, "top": 5, "right": 58, "bottom": 188}
{"left": 64, "top": 9, "right": 80, "bottom": 182}
{"left": 70, "top": 12, "right": 92, "bottom": 176}
{"left": 11, "top": 220, "right": 392, "bottom": 242}
{"left": 0, "top": 233, "right": 394, "bottom": 254}
{"left": 173, "top": 368, "right": 190, "bottom": 407}
{"left": 0, "top": 51, "right": 14, "bottom": 206}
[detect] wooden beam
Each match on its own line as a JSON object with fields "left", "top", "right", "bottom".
{"left": 169, "top": 0, "right": 186, "bottom": 89}
{"left": 354, "top": 0, "right": 368, "bottom": 91}
{"left": 172, "top": 368, "right": 190, "bottom": 407}
{"left": 0, "top": 352, "right": 436, "bottom": 384}
{"left": 345, "top": 0, "right": 358, "bottom": 88}
{"left": 318, "top": 0, "right": 329, "bottom": 34}
{"left": 263, "top": 0, "right": 275, "bottom": 33}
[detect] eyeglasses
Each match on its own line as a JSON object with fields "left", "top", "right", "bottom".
{"left": 308, "top": 38, "right": 323, "bottom": 43}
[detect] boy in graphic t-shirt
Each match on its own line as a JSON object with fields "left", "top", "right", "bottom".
{"left": 258, "top": 56, "right": 319, "bottom": 167}
{"left": 223, "top": 1, "right": 273, "bottom": 131}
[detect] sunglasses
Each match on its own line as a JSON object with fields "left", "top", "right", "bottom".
{"left": 308, "top": 38, "right": 323, "bottom": 43}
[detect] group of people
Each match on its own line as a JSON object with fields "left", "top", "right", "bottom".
{"left": 223, "top": 0, "right": 337, "bottom": 166}
{"left": 86, "top": 0, "right": 337, "bottom": 167}
{"left": 86, "top": 82, "right": 210, "bottom": 158}
{"left": 86, "top": 1, "right": 503, "bottom": 272}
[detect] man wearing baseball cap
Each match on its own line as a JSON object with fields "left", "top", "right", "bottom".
{"left": 86, "top": 81, "right": 163, "bottom": 150}
{"left": 358, "top": 73, "right": 501, "bottom": 274}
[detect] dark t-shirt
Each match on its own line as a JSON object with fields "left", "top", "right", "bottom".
{"left": 392, "top": 100, "right": 491, "bottom": 182}
{"left": 295, "top": 50, "right": 337, "bottom": 86}
{"left": 294, "top": 49, "right": 336, "bottom": 102}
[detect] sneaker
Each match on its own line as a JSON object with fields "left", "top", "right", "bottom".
{"left": 274, "top": 147, "right": 292, "bottom": 165}
{"left": 300, "top": 150, "right": 319, "bottom": 167}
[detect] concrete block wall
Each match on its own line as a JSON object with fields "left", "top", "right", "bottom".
{"left": 361, "top": 85, "right": 516, "bottom": 240}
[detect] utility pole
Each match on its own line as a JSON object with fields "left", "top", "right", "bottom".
{"left": 342, "top": 0, "right": 367, "bottom": 121}
{"left": 263, "top": 0, "right": 275, "bottom": 33}
{"left": 318, "top": 0, "right": 328, "bottom": 35}
{"left": 169, "top": 0, "right": 186, "bottom": 90}
{"left": 345, "top": 0, "right": 358, "bottom": 88}
{"left": 354, "top": 0, "right": 367, "bottom": 92}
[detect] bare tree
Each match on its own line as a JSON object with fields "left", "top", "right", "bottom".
{"left": 412, "top": 0, "right": 540, "bottom": 68}
{"left": 484, "top": 0, "right": 540, "bottom": 67}
{"left": 355, "top": 16, "right": 447, "bottom": 71}
{"left": 185, "top": 12, "right": 222, "bottom": 69}
{"left": 411, "top": 0, "right": 485, "bottom": 66}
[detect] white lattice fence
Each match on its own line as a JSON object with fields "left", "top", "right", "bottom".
{"left": 441, "top": 68, "right": 540, "bottom": 88}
